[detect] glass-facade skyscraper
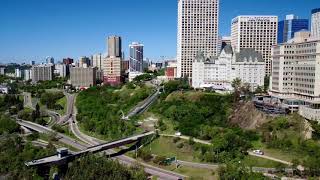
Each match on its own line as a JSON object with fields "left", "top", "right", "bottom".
{"left": 129, "top": 42, "right": 144, "bottom": 72}
{"left": 278, "top": 14, "right": 309, "bottom": 43}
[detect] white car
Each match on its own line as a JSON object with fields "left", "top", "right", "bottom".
{"left": 253, "top": 150, "right": 264, "bottom": 155}
{"left": 175, "top": 132, "right": 181, "bottom": 136}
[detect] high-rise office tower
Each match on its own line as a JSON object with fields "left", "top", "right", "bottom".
{"left": 278, "top": 14, "right": 309, "bottom": 43}
{"left": 311, "top": 8, "right": 320, "bottom": 39}
{"left": 0, "top": 67, "right": 5, "bottom": 75}
{"left": 63, "top": 58, "right": 74, "bottom": 65}
{"left": 177, "top": 0, "right": 219, "bottom": 78}
{"left": 79, "top": 56, "right": 91, "bottom": 68}
{"left": 108, "top": 36, "right": 122, "bottom": 58}
{"left": 92, "top": 53, "right": 103, "bottom": 70}
{"left": 231, "top": 16, "right": 278, "bottom": 75}
{"left": 46, "top": 56, "right": 54, "bottom": 64}
{"left": 103, "top": 36, "right": 123, "bottom": 85}
{"left": 24, "top": 69, "right": 32, "bottom": 81}
{"left": 129, "top": 42, "right": 144, "bottom": 72}
{"left": 70, "top": 67, "right": 96, "bottom": 88}
{"left": 31, "top": 64, "right": 54, "bottom": 83}
{"left": 15, "top": 68, "right": 22, "bottom": 78}
{"left": 103, "top": 56, "right": 122, "bottom": 85}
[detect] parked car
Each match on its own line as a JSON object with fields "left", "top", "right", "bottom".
{"left": 175, "top": 132, "right": 181, "bottom": 136}
{"left": 253, "top": 149, "right": 264, "bottom": 155}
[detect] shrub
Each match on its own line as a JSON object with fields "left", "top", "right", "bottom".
{"left": 172, "top": 137, "right": 180, "bottom": 143}
{"left": 153, "top": 155, "right": 166, "bottom": 165}
{"left": 137, "top": 150, "right": 153, "bottom": 162}
{"left": 177, "top": 143, "right": 184, "bottom": 149}
{"left": 188, "top": 137, "right": 195, "bottom": 145}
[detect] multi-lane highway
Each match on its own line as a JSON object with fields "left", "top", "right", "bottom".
{"left": 18, "top": 118, "right": 186, "bottom": 180}
{"left": 68, "top": 93, "right": 186, "bottom": 180}
{"left": 19, "top": 91, "right": 187, "bottom": 180}
{"left": 15, "top": 118, "right": 88, "bottom": 150}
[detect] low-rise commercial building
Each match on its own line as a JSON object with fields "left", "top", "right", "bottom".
{"left": 165, "top": 62, "right": 177, "bottom": 80}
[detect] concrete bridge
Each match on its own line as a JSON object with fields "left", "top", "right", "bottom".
{"left": 25, "top": 131, "right": 155, "bottom": 167}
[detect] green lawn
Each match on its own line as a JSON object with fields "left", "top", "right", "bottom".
{"left": 56, "top": 96, "right": 67, "bottom": 115}
{"left": 134, "top": 159, "right": 217, "bottom": 180}
{"left": 242, "top": 156, "right": 286, "bottom": 168}
{"left": 142, "top": 136, "right": 200, "bottom": 162}
{"left": 252, "top": 140, "right": 303, "bottom": 163}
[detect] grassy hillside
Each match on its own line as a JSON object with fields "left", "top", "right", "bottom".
{"left": 76, "top": 85, "right": 153, "bottom": 140}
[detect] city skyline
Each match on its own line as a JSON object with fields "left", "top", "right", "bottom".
{"left": 0, "top": 0, "right": 319, "bottom": 63}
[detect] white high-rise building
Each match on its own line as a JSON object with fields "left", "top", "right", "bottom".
{"left": 269, "top": 31, "right": 320, "bottom": 121}
{"left": 92, "top": 53, "right": 103, "bottom": 70}
{"left": 177, "top": 0, "right": 219, "bottom": 78}
{"left": 0, "top": 67, "right": 5, "bottom": 75}
{"left": 24, "top": 69, "right": 32, "bottom": 81}
{"left": 311, "top": 8, "right": 320, "bottom": 39}
{"left": 15, "top": 68, "right": 22, "bottom": 78}
{"left": 231, "top": 16, "right": 278, "bottom": 75}
{"left": 54, "top": 64, "right": 67, "bottom": 77}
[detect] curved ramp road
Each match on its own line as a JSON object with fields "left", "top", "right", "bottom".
{"left": 16, "top": 117, "right": 186, "bottom": 179}
{"left": 16, "top": 118, "right": 88, "bottom": 150}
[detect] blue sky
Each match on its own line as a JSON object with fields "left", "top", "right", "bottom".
{"left": 0, "top": 0, "right": 319, "bottom": 63}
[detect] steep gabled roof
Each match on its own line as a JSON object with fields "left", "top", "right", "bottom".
{"left": 235, "top": 49, "right": 264, "bottom": 62}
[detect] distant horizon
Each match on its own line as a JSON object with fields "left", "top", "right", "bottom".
{"left": 0, "top": 0, "right": 319, "bottom": 64}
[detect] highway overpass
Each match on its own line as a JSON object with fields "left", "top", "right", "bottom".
{"left": 25, "top": 131, "right": 155, "bottom": 167}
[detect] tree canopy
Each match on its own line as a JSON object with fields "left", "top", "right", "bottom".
{"left": 76, "top": 85, "right": 153, "bottom": 139}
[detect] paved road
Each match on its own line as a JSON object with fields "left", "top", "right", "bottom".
{"left": 65, "top": 93, "right": 187, "bottom": 180}
{"left": 248, "top": 152, "right": 292, "bottom": 165}
{"left": 22, "top": 91, "right": 61, "bottom": 127}
{"left": 47, "top": 110, "right": 60, "bottom": 127}
{"left": 15, "top": 118, "right": 88, "bottom": 150}
{"left": 161, "top": 134, "right": 211, "bottom": 145}
{"left": 58, "top": 93, "right": 75, "bottom": 125}
{"left": 177, "top": 160, "right": 218, "bottom": 170}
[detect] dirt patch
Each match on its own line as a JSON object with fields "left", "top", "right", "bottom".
{"left": 229, "top": 101, "right": 270, "bottom": 130}
{"left": 141, "top": 116, "right": 158, "bottom": 131}
{"left": 303, "top": 120, "right": 313, "bottom": 140}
